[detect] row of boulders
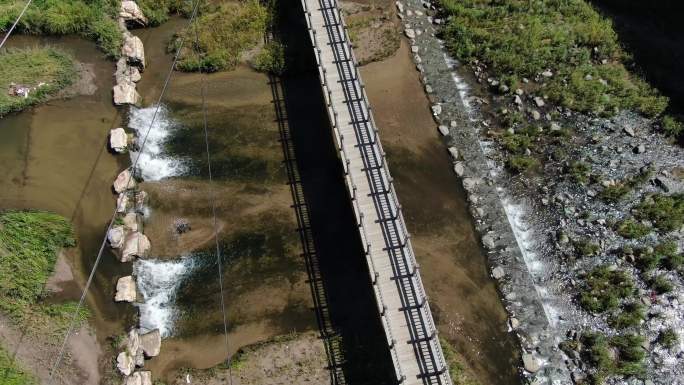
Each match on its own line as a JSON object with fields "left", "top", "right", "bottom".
{"left": 109, "top": 4, "right": 163, "bottom": 384}
{"left": 113, "top": 1, "right": 146, "bottom": 105}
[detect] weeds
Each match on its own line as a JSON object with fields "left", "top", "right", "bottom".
{"left": 579, "top": 266, "right": 635, "bottom": 313}
{"left": 658, "top": 328, "right": 678, "bottom": 349}
{"left": 616, "top": 219, "right": 650, "bottom": 239}
{"left": 635, "top": 194, "right": 684, "bottom": 233}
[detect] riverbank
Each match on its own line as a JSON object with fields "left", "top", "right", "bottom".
{"left": 398, "top": 0, "right": 684, "bottom": 384}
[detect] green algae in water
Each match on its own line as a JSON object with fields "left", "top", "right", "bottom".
{"left": 164, "top": 102, "right": 286, "bottom": 183}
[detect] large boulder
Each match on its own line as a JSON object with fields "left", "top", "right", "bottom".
{"left": 108, "top": 226, "right": 126, "bottom": 249}
{"left": 113, "top": 83, "right": 141, "bottom": 106}
{"left": 116, "top": 351, "right": 135, "bottom": 376}
{"left": 117, "top": 193, "right": 130, "bottom": 213}
{"left": 126, "top": 329, "right": 140, "bottom": 355}
{"left": 123, "top": 212, "right": 140, "bottom": 232}
{"left": 121, "top": 232, "right": 151, "bottom": 262}
{"left": 110, "top": 127, "right": 128, "bottom": 153}
{"left": 114, "top": 276, "right": 137, "bottom": 302}
{"left": 124, "top": 371, "right": 152, "bottom": 385}
{"left": 139, "top": 329, "right": 161, "bottom": 357}
{"left": 122, "top": 34, "right": 145, "bottom": 69}
{"left": 115, "top": 58, "right": 141, "bottom": 85}
{"left": 120, "top": 1, "right": 148, "bottom": 26}
{"left": 113, "top": 169, "right": 137, "bottom": 193}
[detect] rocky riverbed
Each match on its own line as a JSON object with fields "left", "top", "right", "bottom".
{"left": 396, "top": 0, "right": 684, "bottom": 384}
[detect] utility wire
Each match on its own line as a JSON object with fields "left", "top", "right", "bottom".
{"left": 191, "top": 3, "right": 234, "bottom": 383}
{"left": 47, "top": 2, "right": 203, "bottom": 383}
{"left": 0, "top": 0, "right": 32, "bottom": 50}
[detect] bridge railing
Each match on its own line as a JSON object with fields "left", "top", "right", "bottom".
{"left": 301, "top": 3, "right": 407, "bottom": 384}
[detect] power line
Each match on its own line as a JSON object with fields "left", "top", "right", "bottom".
{"left": 47, "top": 1, "right": 203, "bottom": 383}
{"left": 191, "top": 4, "right": 234, "bottom": 383}
{"left": 0, "top": 0, "right": 32, "bottom": 50}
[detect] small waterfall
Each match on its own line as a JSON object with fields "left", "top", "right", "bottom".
{"left": 133, "top": 257, "right": 195, "bottom": 337}
{"left": 128, "top": 104, "right": 186, "bottom": 181}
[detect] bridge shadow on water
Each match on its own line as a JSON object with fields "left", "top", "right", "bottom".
{"left": 267, "top": 2, "right": 396, "bottom": 384}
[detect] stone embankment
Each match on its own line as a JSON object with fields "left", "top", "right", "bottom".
{"left": 395, "top": 1, "right": 684, "bottom": 385}
{"left": 395, "top": 0, "right": 571, "bottom": 383}
{"left": 107, "top": 3, "right": 161, "bottom": 385}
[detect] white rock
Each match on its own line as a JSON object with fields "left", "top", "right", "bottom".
{"left": 522, "top": 353, "right": 541, "bottom": 373}
{"left": 462, "top": 177, "right": 481, "bottom": 190}
{"left": 514, "top": 95, "right": 522, "bottom": 105}
{"left": 531, "top": 110, "right": 541, "bottom": 120}
{"left": 117, "top": 193, "right": 130, "bottom": 213}
{"left": 395, "top": 1, "right": 404, "bottom": 13}
{"left": 509, "top": 317, "right": 520, "bottom": 329}
{"left": 425, "top": 84, "right": 433, "bottom": 93}
{"left": 623, "top": 126, "right": 636, "bottom": 137}
{"left": 115, "top": 58, "right": 142, "bottom": 84}
{"left": 115, "top": 276, "right": 137, "bottom": 302}
{"left": 120, "top": 1, "right": 148, "bottom": 26}
{"left": 492, "top": 266, "right": 505, "bottom": 279}
{"left": 533, "top": 96, "right": 545, "bottom": 107}
{"left": 438, "top": 125, "right": 449, "bottom": 136}
{"left": 117, "top": 352, "right": 135, "bottom": 376}
{"left": 113, "top": 83, "right": 141, "bottom": 105}
{"left": 541, "top": 70, "right": 553, "bottom": 78}
{"left": 550, "top": 122, "right": 561, "bottom": 132}
{"left": 121, "top": 232, "right": 151, "bottom": 262}
{"left": 411, "top": 45, "right": 419, "bottom": 53}
{"left": 404, "top": 28, "right": 415, "bottom": 39}
{"left": 139, "top": 371, "right": 152, "bottom": 385}
{"left": 447, "top": 147, "right": 459, "bottom": 160}
{"left": 139, "top": 329, "right": 161, "bottom": 357}
{"left": 126, "top": 329, "right": 140, "bottom": 355}
{"left": 431, "top": 104, "right": 442, "bottom": 116}
{"left": 453, "top": 162, "right": 465, "bottom": 177}
{"left": 123, "top": 212, "right": 139, "bottom": 232}
{"left": 108, "top": 226, "right": 126, "bottom": 249}
{"left": 122, "top": 34, "right": 145, "bottom": 68}
{"left": 113, "top": 169, "right": 136, "bottom": 193}
{"left": 515, "top": 88, "right": 524, "bottom": 95}
{"left": 110, "top": 127, "right": 128, "bottom": 153}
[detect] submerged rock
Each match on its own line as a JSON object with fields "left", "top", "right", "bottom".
{"left": 115, "top": 276, "right": 137, "bottom": 302}
{"left": 121, "top": 232, "right": 151, "bottom": 262}
{"left": 139, "top": 329, "right": 161, "bottom": 357}
{"left": 110, "top": 127, "right": 128, "bottom": 153}
{"left": 113, "top": 83, "right": 141, "bottom": 106}
{"left": 113, "top": 169, "right": 137, "bottom": 193}
{"left": 120, "top": 1, "right": 148, "bottom": 26}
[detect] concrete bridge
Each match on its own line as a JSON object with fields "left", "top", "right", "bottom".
{"left": 300, "top": 0, "right": 452, "bottom": 384}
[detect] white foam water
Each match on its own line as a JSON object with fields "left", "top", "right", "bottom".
{"left": 133, "top": 257, "right": 195, "bottom": 337}
{"left": 128, "top": 104, "right": 186, "bottom": 181}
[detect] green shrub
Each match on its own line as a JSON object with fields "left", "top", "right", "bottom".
{"left": 636, "top": 194, "right": 684, "bottom": 233}
{"left": 658, "top": 328, "right": 679, "bottom": 349}
{"left": 579, "top": 266, "right": 635, "bottom": 313}
{"left": 253, "top": 41, "right": 285, "bottom": 75}
{"left": 579, "top": 332, "right": 646, "bottom": 384}
{"left": 569, "top": 161, "right": 592, "bottom": 185}
{"left": 650, "top": 275, "right": 674, "bottom": 294}
{"left": 438, "top": 0, "right": 668, "bottom": 117}
{"left": 616, "top": 219, "right": 650, "bottom": 239}
{"left": 609, "top": 302, "right": 644, "bottom": 329}
{"left": 653, "top": 241, "right": 683, "bottom": 270}
{"left": 0, "top": 344, "right": 37, "bottom": 385}
{"left": 661, "top": 115, "right": 683, "bottom": 138}
{"left": 575, "top": 239, "right": 600, "bottom": 257}
{"left": 0, "top": 47, "right": 76, "bottom": 116}
{"left": 600, "top": 183, "right": 631, "bottom": 203}
{"left": 506, "top": 155, "right": 538, "bottom": 173}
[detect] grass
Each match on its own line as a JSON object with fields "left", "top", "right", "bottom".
{"left": 599, "top": 167, "right": 653, "bottom": 203}
{"left": 438, "top": 0, "right": 668, "bottom": 117}
{"left": 579, "top": 265, "right": 635, "bottom": 313}
{"left": 0, "top": 46, "right": 76, "bottom": 117}
{"left": 0, "top": 0, "right": 123, "bottom": 57}
{"left": 506, "top": 154, "right": 538, "bottom": 173}
{"left": 440, "top": 337, "right": 481, "bottom": 385}
{"left": 172, "top": 0, "right": 270, "bottom": 72}
{"left": 137, "top": 0, "right": 192, "bottom": 26}
{"left": 616, "top": 219, "right": 650, "bottom": 239}
{"left": 661, "top": 115, "right": 683, "bottom": 138}
{"left": 580, "top": 332, "right": 645, "bottom": 384}
{"left": 658, "top": 328, "right": 678, "bottom": 349}
{"left": 253, "top": 40, "right": 285, "bottom": 75}
{"left": 0, "top": 211, "right": 88, "bottom": 337}
{"left": 635, "top": 193, "right": 684, "bottom": 233}
{"left": 608, "top": 302, "right": 644, "bottom": 329}
{"left": 0, "top": 344, "right": 37, "bottom": 385}
{"left": 569, "top": 161, "right": 592, "bottom": 185}
{"left": 631, "top": 241, "right": 681, "bottom": 271}
{"left": 575, "top": 239, "right": 600, "bottom": 257}
{"left": 650, "top": 275, "right": 674, "bottom": 294}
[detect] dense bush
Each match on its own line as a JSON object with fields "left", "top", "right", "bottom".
{"left": 616, "top": 219, "right": 650, "bottom": 239}
{"left": 579, "top": 266, "right": 635, "bottom": 313}
{"left": 438, "top": 0, "right": 668, "bottom": 117}
{"left": 0, "top": 0, "right": 123, "bottom": 57}
{"left": 0, "top": 47, "right": 76, "bottom": 116}
{"left": 635, "top": 194, "right": 684, "bottom": 233}
{"left": 173, "top": 0, "right": 269, "bottom": 72}
{"left": 253, "top": 41, "right": 285, "bottom": 75}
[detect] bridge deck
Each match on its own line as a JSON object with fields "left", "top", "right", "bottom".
{"left": 300, "top": 1, "right": 452, "bottom": 384}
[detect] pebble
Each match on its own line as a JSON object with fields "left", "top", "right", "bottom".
{"left": 534, "top": 96, "right": 545, "bottom": 107}
{"left": 531, "top": 110, "right": 541, "bottom": 120}
{"left": 438, "top": 125, "right": 449, "bottom": 136}
{"left": 411, "top": 45, "right": 419, "bottom": 53}
{"left": 404, "top": 28, "right": 415, "bottom": 39}
{"left": 431, "top": 104, "right": 442, "bottom": 116}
